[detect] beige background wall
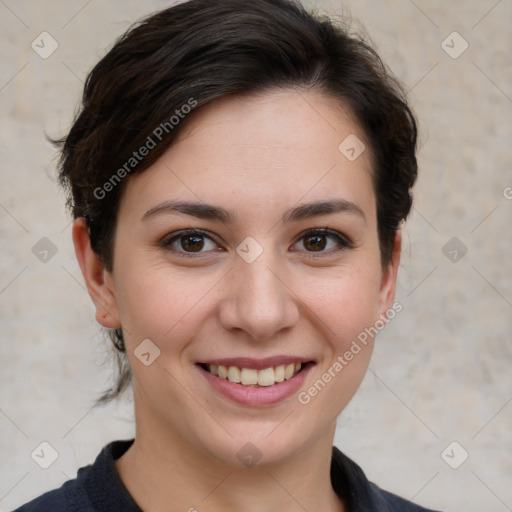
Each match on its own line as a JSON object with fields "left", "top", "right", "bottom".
{"left": 1, "top": 1, "right": 511, "bottom": 510}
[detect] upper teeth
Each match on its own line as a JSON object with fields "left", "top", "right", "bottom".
{"left": 208, "top": 363, "right": 302, "bottom": 387}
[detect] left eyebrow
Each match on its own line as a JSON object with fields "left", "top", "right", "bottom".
{"left": 282, "top": 199, "right": 366, "bottom": 224}
{"left": 140, "top": 198, "right": 366, "bottom": 224}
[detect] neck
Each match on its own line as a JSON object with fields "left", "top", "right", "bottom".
{"left": 115, "top": 410, "right": 345, "bottom": 512}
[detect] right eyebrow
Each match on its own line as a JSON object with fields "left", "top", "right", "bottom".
{"left": 141, "top": 200, "right": 235, "bottom": 223}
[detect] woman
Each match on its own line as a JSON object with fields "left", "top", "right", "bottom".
{"left": 16, "top": 0, "right": 443, "bottom": 510}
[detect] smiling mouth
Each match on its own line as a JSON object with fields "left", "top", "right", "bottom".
{"left": 198, "top": 362, "right": 313, "bottom": 387}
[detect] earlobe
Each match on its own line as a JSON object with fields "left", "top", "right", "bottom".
{"left": 72, "top": 218, "right": 121, "bottom": 329}
{"left": 378, "top": 230, "right": 402, "bottom": 316}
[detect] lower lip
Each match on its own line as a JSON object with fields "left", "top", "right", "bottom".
{"left": 197, "top": 364, "right": 313, "bottom": 406}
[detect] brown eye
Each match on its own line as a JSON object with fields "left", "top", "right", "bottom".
{"left": 293, "top": 229, "right": 353, "bottom": 254}
{"left": 162, "top": 229, "right": 218, "bottom": 256}
{"left": 303, "top": 234, "right": 327, "bottom": 251}
{"left": 180, "top": 234, "right": 205, "bottom": 252}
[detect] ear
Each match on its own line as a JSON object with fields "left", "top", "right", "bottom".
{"left": 378, "top": 230, "right": 402, "bottom": 315}
{"left": 72, "top": 217, "right": 120, "bottom": 329}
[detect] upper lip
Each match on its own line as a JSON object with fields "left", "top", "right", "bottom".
{"left": 198, "top": 356, "right": 314, "bottom": 370}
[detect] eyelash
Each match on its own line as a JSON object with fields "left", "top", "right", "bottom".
{"left": 160, "top": 228, "right": 353, "bottom": 258}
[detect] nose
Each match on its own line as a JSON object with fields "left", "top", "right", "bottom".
{"left": 217, "top": 255, "right": 300, "bottom": 342}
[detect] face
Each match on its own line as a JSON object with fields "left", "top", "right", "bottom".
{"left": 80, "top": 89, "right": 399, "bottom": 467}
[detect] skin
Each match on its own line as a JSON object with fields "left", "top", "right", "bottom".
{"left": 73, "top": 88, "right": 401, "bottom": 512}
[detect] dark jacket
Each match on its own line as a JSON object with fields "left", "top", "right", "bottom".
{"left": 14, "top": 440, "right": 442, "bottom": 511}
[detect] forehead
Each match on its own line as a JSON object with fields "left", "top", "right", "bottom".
{"left": 119, "top": 89, "right": 376, "bottom": 225}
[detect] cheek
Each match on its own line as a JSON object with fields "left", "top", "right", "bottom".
{"left": 296, "top": 271, "right": 382, "bottom": 414}
{"left": 113, "top": 259, "right": 222, "bottom": 347}
{"left": 301, "top": 266, "right": 383, "bottom": 345}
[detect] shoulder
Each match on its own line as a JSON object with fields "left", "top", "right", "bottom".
{"left": 12, "top": 476, "right": 90, "bottom": 512}
{"left": 368, "top": 482, "right": 443, "bottom": 512}
{"left": 12, "top": 440, "right": 136, "bottom": 512}
{"left": 331, "top": 446, "right": 444, "bottom": 512}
